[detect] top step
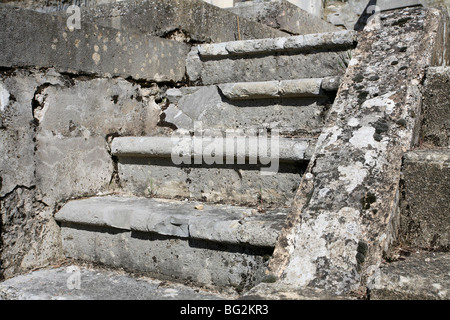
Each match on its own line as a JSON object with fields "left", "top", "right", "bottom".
{"left": 187, "top": 30, "right": 357, "bottom": 85}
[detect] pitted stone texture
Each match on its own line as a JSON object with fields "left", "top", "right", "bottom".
{"left": 74, "top": 0, "right": 287, "bottom": 43}
{"left": 117, "top": 157, "right": 307, "bottom": 207}
{"left": 0, "top": 5, "right": 189, "bottom": 82}
{"left": 0, "top": 265, "right": 230, "bottom": 300}
{"left": 55, "top": 196, "right": 286, "bottom": 247}
{"left": 226, "top": 0, "right": 341, "bottom": 35}
{"left": 0, "top": 68, "right": 65, "bottom": 279}
{"left": 421, "top": 67, "right": 450, "bottom": 147}
{"left": 370, "top": 252, "right": 450, "bottom": 300}
{"left": 59, "top": 223, "right": 272, "bottom": 290}
{"left": 187, "top": 31, "right": 355, "bottom": 85}
{"left": 163, "top": 85, "right": 330, "bottom": 136}
{"left": 262, "top": 7, "right": 448, "bottom": 297}
{"left": 111, "top": 136, "right": 314, "bottom": 161}
{"left": 35, "top": 78, "right": 160, "bottom": 207}
{"left": 399, "top": 150, "right": 450, "bottom": 250}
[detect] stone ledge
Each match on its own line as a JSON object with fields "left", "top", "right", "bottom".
{"left": 0, "top": 5, "right": 190, "bottom": 82}
{"left": 196, "top": 30, "right": 356, "bottom": 57}
{"left": 111, "top": 136, "right": 316, "bottom": 161}
{"left": 218, "top": 77, "right": 341, "bottom": 100}
{"left": 55, "top": 196, "right": 287, "bottom": 247}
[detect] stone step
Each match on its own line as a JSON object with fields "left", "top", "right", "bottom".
{"left": 54, "top": 196, "right": 287, "bottom": 290}
{"left": 111, "top": 136, "right": 315, "bottom": 206}
{"left": 0, "top": 5, "right": 189, "bottom": 83}
{"left": 66, "top": 0, "right": 288, "bottom": 43}
{"left": 398, "top": 149, "right": 450, "bottom": 251}
{"left": 0, "top": 264, "right": 232, "bottom": 300}
{"left": 370, "top": 251, "right": 450, "bottom": 300}
{"left": 163, "top": 79, "right": 337, "bottom": 136}
{"left": 226, "top": 0, "right": 341, "bottom": 35}
{"left": 187, "top": 30, "right": 356, "bottom": 85}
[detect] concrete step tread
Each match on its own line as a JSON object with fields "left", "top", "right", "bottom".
{"left": 370, "top": 251, "right": 450, "bottom": 300}
{"left": 195, "top": 30, "right": 357, "bottom": 57}
{"left": 55, "top": 196, "right": 288, "bottom": 247}
{"left": 0, "top": 263, "right": 232, "bottom": 300}
{"left": 217, "top": 76, "right": 341, "bottom": 100}
{"left": 111, "top": 136, "right": 316, "bottom": 161}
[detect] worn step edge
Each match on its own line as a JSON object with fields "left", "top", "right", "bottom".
{"left": 111, "top": 136, "right": 315, "bottom": 161}
{"left": 55, "top": 196, "right": 286, "bottom": 248}
{"left": 218, "top": 76, "right": 341, "bottom": 100}
{"left": 196, "top": 30, "right": 356, "bottom": 57}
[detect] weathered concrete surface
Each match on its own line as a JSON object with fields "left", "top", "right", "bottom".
{"left": 116, "top": 157, "right": 307, "bottom": 207}
{"left": 76, "top": 0, "right": 287, "bottom": 43}
{"left": 0, "top": 264, "right": 231, "bottom": 300}
{"left": 111, "top": 136, "right": 314, "bottom": 161}
{"left": 0, "top": 68, "right": 65, "bottom": 280}
{"left": 420, "top": 67, "right": 450, "bottom": 147}
{"left": 254, "top": 7, "right": 449, "bottom": 298}
{"left": 35, "top": 77, "right": 160, "bottom": 206}
{"left": 0, "top": 5, "right": 189, "bottom": 82}
{"left": 59, "top": 223, "right": 272, "bottom": 291}
{"left": 227, "top": 0, "right": 341, "bottom": 35}
{"left": 163, "top": 84, "right": 332, "bottom": 136}
{"left": 399, "top": 150, "right": 450, "bottom": 250}
{"left": 187, "top": 30, "right": 355, "bottom": 85}
{"left": 55, "top": 196, "right": 287, "bottom": 247}
{"left": 370, "top": 252, "right": 450, "bottom": 300}
{"left": 218, "top": 77, "right": 341, "bottom": 100}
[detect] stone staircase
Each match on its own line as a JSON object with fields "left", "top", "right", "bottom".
{"left": 0, "top": 0, "right": 449, "bottom": 300}
{"left": 54, "top": 27, "right": 356, "bottom": 292}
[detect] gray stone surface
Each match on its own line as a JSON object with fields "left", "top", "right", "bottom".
{"left": 117, "top": 157, "right": 307, "bottom": 206}
{"left": 0, "top": 68, "right": 65, "bottom": 279}
{"left": 35, "top": 77, "right": 160, "bottom": 206}
{"left": 256, "top": 7, "right": 448, "bottom": 298}
{"left": 399, "top": 150, "right": 450, "bottom": 250}
{"left": 0, "top": 5, "right": 190, "bottom": 82}
{"left": 420, "top": 67, "right": 450, "bottom": 147}
{"left": 226, "top": 0, "right": 341, "bottom": 35}
{"left": 74, "top": 0, "right": 287, "bottom": 43}
{"left": 0, "top": 264, "right": 231, "bottom": 300}
{"left": 187, "top": 31, "right": 355, "bottom": 85}
{"left": 370, "top": 252, "right": 450, "bottom": 300}
{"left": 55, "top": 196, "right": 287, "bottom": 247}
{"left": 163, "top": 84, "right": 331, "bottom": 136}
{"left": 111, "top": 136, "right": 315, "bottom": 161}
{"left": 59, "top": 222, "right": 272, "bottom": 290}
{"left": 218, "top": 77, "right": 340, "bottom": 100}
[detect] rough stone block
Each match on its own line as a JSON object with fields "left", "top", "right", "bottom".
{"left": 0, "top": 68, "right": 65, "bottom": 279}
{"left": 0, "top": 5, "right": 190, "bottom": 82}
{"left": 399, "top": 150, "right": 450, "bottom": 250}
{"left": 35, "top": 77, "right": 161, "bottom": 206}
{"left": 75, "top": 0, "right": 287, "bottom": 43}
{"left": 162, "top": 84, "right": 331, "bottom": 136}
{"left": 370, "top": 252, "right": 450, "bottom": 300}
{"left": 420, "top": 67, "right": 450, "bottom": 147}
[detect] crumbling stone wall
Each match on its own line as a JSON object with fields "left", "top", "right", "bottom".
{"left": 0, "top": 4, "right": 187, "bottom": 279}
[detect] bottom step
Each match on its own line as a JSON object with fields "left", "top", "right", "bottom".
{"left": 55, "top": 196, "right": 288, "bottom": 291}
{"left": 0, "top": 264, "right": 231, "bottom": 300}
